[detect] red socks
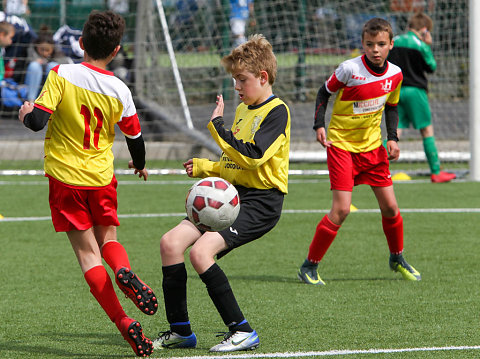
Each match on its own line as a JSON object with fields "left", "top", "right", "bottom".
{"left": 84, "top": 265, "right": 126, "bottom": 324}
{"left": 382, "top": 212, "right": 404, "bottom": 255}
{"left": 101, "top": 241, "right": 131, "bottom": 273}
{"left": 307, "top": 215, "right": 340, "bottom": 263}
{"left": 307, "top": 212, "right": 403, "bottom": 263}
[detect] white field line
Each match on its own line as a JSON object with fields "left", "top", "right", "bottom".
{"left": 0, "top": 178, "right": 477, "bottom": 221}
{"left": 156, "top": 345, "right": 480, "bottom": 359}
{"left": 2, "top": 208, "right": 480, "bottom": 222}
{"left": 0, "top": 180, "right": 197, "bottom": 185}
{"left": 0, "top": 178, "right": 441, "bottom": 186}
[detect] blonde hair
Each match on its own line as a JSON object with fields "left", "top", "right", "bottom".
{"left": 221, "top": 34, "right": 277, "bottom": 85}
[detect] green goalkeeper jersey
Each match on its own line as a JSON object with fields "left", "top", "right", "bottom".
{"left": 388, "top": 30, "right": 436, "bottom": 91}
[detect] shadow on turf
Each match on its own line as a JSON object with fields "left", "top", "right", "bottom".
{"left": 188, "top": 273, "right": 300, "bottom": 283}
{"left": 0, "top": 332, "right": 128, "bottom": 358}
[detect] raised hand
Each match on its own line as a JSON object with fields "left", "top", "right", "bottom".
{"left": 211, "top": 94, "right": 224, "bottom": 121}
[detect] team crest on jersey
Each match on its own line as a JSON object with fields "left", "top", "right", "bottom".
{"left": 381, "top": 79, "right": 392, "bottom": 93}
{"left": 251, "top": 116, "right": 262, "bottom": 135}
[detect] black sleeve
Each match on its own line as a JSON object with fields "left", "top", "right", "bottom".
{"left": 313, "top": 84, "right": 331, "bottom": 130}
{"left": 385, "top": 104, "right": 399, "bottom": 142}
{"left": 211, "top": 104, "right": 288, "bottom": 159}
{"left": 125, "top": 135, "right": 146, "bottom": 170}
{"left": 23, "top": 107, "right": 50, "bottom": 132}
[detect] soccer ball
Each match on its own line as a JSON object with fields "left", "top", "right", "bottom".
{"left": 185, "top": 177, "right": 240, "bottom": 232}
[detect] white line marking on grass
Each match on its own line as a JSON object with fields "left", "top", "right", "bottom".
{"left": 160, "top": 345, "right": 480, "bottom": 359}
{"left": 0, "top": 213, "right": 186, "bottom": 222}
{"left": 117, "top": 213, "right": 187, "bottom": 218}
{"left": 0, "top": 180, "right": 196, "bottom": 185}
{"left": 0, "top": 178, "right": 443, "bottom": 186}
{"left": 0, "top": 179, "right": 326, "bottom": 186}
{"left": 0, "top": 181, "right": 48, "bottom": 185}
{"left": 0, "top": 216, "right": 51, "bottom": 222}
{"left": 3, "top": 208, "right": 480, "bottom": 222}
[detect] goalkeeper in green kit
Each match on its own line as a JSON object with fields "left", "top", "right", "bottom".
{"left": 388, "top": 12, "right": 455, "bottom": 183}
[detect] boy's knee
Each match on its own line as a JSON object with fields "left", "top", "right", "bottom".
{"left": 189, "top": 246, "right": 213, "bottom": 271}
{"left": 189, "top": 247, "right": 202, "bottom": 267}
{"left": 330, "top": 207, "right": 349, "bottom": 224}
{"left": 381, "top": 207, "right": 398, "bottom": 218}
{"left": 160, "top": 233, "right": 180, "bottom": 257}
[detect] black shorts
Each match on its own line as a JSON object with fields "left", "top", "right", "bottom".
{"left": 216, "top": 185, "right": 284, "bottom": 259}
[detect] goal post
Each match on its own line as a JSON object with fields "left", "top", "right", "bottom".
{"left": 469, "top": 0, "right": 480, "bottom": 180}
{"left": 154, "top": 0, "right": 194, "bottom": 130}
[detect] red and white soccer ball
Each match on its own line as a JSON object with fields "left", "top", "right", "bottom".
{"left": 185, "top": 177, "right": 240, "bottom": 232}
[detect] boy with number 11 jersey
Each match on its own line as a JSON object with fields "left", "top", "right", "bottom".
{"left": 34, "top": 62, "right": 140, "bottom": 187}
{"left": 19, "top": 10, "right": 156, "bottom": 357}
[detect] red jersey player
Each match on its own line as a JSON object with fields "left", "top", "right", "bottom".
{"left": 298, "top": 18, "right": 421, "bottom": 285}
{"left": 19, "top": 10, "right": 156, "bottom": 357}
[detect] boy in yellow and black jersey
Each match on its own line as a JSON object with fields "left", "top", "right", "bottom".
{"left": 195, "top": 94, "right": 289, "bottom": 193}
{"left": 153, "top": 34, "right": 290, "bottom": 353}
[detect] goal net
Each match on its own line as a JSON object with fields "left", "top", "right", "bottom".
{"left": 0, "top": 0, "right": 469, "bottom": 175}
{"left": 135, "top": 0, "right": 468, "bottom": 170}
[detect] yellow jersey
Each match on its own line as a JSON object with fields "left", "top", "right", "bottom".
{"left": 325, "top": 55, "right": 403, "bottom": 153}
{"left": 193, "top": 96, "right": 290, "bottom": 194}
{"left": 34, "top": 63, "right": 142, "bottom": 187}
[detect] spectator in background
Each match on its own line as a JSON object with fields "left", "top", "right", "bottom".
{"left": 24, "top": 25, "right": 71, "bottom": 101}
{"left": 107, "top": 0, "right": 132, "bottom": 79}
{"left": 0, "top": 20, "right": 14, "bottom": 81}
{"left": 3, "top": 0, "right": 29, "bottom": 17}
{"left": 53, "top": 24, "right": 83, "bottom": 63}
{"left": 171, "top": 0, "right": 199, "bottom": 50}
{"left": 108, "top": 45, "right": 129, "bottom": 83}
{"left": 0, "top": 20, "right": 27, "bottom": 110}
{"left": 0, "top": 11, "right": 36, "bottom": 83}
{"left": 108, "top": 0, "right": 129, "bottom": 14}
{"left": 229, "top": 0, "right": 254, "bottom": 48}
{"left": 0, "top": 21, "right": 15, "bottom": 81}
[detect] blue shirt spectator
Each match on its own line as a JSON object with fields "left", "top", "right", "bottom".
{"left": 229, "top": 0, "right": 254, "bottom": 48}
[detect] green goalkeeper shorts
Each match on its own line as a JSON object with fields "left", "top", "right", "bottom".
{"left": 397, "top": 86, "right": 432, "bottom": 130}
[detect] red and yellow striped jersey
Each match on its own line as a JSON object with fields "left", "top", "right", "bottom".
{"left": 34, "top": 62, "right": 141, "bottom": 187}
{"left": 325, "top": 55, "right": 403, "bottom": 153}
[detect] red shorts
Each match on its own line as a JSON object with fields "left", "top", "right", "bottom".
{"left": 48, "top": 176, "right": 120, "bottom": 232}
{"left": 327, "top": 145, "right": 392, "bottom": 191}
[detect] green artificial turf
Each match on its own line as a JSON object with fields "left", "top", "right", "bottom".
{"left": 0, "top": 174, "right": 479, "bottom": 358}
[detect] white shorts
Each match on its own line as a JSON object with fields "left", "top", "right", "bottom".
{"left": 230, "top": 18, "right": 247, "bottom": 36}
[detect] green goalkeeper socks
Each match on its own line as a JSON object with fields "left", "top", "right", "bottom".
{"left": 423, "top": 136, "right": 441, "bottom": 175}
